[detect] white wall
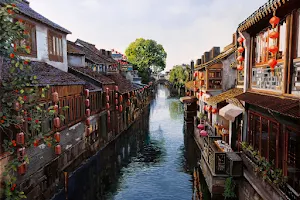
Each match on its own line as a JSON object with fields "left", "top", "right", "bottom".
{"left": 21, "top": 19, "right": 69, "bottom": 72}
{"left": 68, "top": 55, "right": 85, "bottom": 67}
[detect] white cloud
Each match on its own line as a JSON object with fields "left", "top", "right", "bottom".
{"left": 29, "top": 0, "right": 266, "bottom": 70}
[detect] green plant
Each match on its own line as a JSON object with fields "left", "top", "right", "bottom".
{"left": 223, "top": 177, "right": 237, "bottom": 199}
{"left": 240, "top": 141, "right": 248, "bottom": 150}
{"left": 199, "top": 112, "right": 207, "bottom": 120}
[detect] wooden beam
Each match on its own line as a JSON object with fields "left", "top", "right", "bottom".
{"left": 285, "top": 14, "right": 293, "bottom": 93}
{"left": 249, "top": 36, "right": 254, "bottom": 90}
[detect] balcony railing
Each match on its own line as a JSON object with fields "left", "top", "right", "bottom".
{"left": 252, "top": 65, "right": 283, "bottom": 91}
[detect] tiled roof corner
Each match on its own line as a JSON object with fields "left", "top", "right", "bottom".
{"left": 67, "top": 41, "right": 85, "bottom": 55}
{"left": 106, "top": 73, "right": 139, "bottom": 94}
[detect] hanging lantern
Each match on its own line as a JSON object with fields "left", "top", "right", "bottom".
{"left": 85, "top": 127, "right": 91, "bottom": 137}
{"left": 269, "top": 16, "right": 280, "bottom": 28}
{"left": 269, "top": 46, "right": 279, "bottom": 55}
{"left": 193, "top": 71, "right": 198, "bottom": 78}
{"left": 269, "top": 31, "right": 279, "bottom": 39}
{"left": 16, "top": 132, "right": 25, "bottom": 145}
{"left": 127, "top": 99, "right": 131, "bottom": 106}
{"left": 107, "top": 117, "right": 111, "bottom": 123}
{"left": 115, "top": 86, "right": 119, "bottom": 91}
{"left": 119, "top": 105, "right": 123, "bottom": 112}
{"left": 237, "top": 47, "right": 244, "bottom": 53}
{"left": 84, "top": 89, "right": 90, "bottom": 98}
{"left": 85, "top": 119, "right": 91, "bottom": 126}
{"left": 212, "top": 108, "right": 218, "bottom": 114}
{"left": 237, "top": 65, "right": 244, "bottom": 71}
{"left": 107, "top": 110, "right": 111, "bottom": 117}
{"left": 197, "top": 124, "right": 205, "bottom": 130}
{"left": 237, "top": 37, "right": 244, "bottom": 44}
{"left": 115, "top": 92, "right": 118, "bottom": 99}
{"left": 193, "top": 81, "right": 196, "bottom": 86}
{"left": 18, "top": 163, "right": 27, "bottom": 175}
{"left": 106, "top": 88, "right": 109, "bottom": 94}
{"left": 200, "top": 80, "right": 204, "bottom": 86}
{"left": 115, "top": 99, "right": 119, "bottom": 105}
{"left": 208, "top": 106, "right": 212, "bottom": 112}
{"left": 53, "top": 117, "right": 60, "bottom": 128}
{"left": 119, "top": 95, "right": 123, "bottom": 103}
{"left": 116, "top": 105, "right": 119, "bottom": 110}
{"left": 85, "top": 99, "right": 90, "bottom": 107}
{"left": 18, "top": 147, "right": 25, "bottom": 161}
{"left": 14, "top": 101, "right": 21, "bottom": 111}
{"left": 54, "top": 132, "right": 60, "bottom": 143}
{"left": 268, "top": 58, "right": 278, "bottom": 69}
{"left": 106, "top": 103, "right": 110, "bottom": 110}
{"left": 237, "top": 56, "right": 244, "bottom": 62}
{"left": 200, "top": 130, "right": 208, "bottom": 137}
{"left": 85, "top": 109, "right": 91, "bottom": 117}
{"left": 52, "top": 92, "right": 59, "bottom": 103}
{"left": 55, "top": 145, "right": 62, "bottom": 155}
{"left": 106, "top": 95, "right": 110, "bottom": 102}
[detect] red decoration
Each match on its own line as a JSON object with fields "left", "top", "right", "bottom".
{"left": 85, "top": 127, "right": 91, "bottom": 137}
{"left": 119, "top": 95, "right": 123, "bottom": 103}
{"left": 106, "top": 88, "right": 109, "bottom": 94}
{"left": 194, "top": 72, "right": 198, "bottom": 78}
{"left": 107, "top": 117, "right": 111, "bottom": 123}
{"left": 237, "top": 65, "right": 244, "bottom": 71}
{"left": 212, "top": 108, "right": 218, "bottom": 114}
{"left": 54, "top": 105, "right": 59, "bottom": 113}
{"left": 85, "top": 99, "right": 90, "bottom": 107}
{"left": 106, "top": 103, "right": 110, "bottom": 110}
{"left": 14, "top": 101, "right": 21, "bottom": 111}
{"left": 84, "top": 89, "right": 89, "bottom": 98}
{"left": 85, "top": 119, "right": 90, "bottom": 126}
{"left": 106, "top": 95, "right": 110, "bottom": 102}
{"left": 268, "top": 58, "right": 278, "bottom": 69}
{"left": 16, "top": 132, "right": 25, "bottom": 145}
{"left": 115, "top": 99, "right": 119, "bottom": 105}
{"left": 115, "top": 86, "right": 119, "bottom": 91}
{"left": 55, "top": 145, "right": 62, "bottom": 155}
{"left": 52, "top": 92, "right": 59, "bottom": 103}
{"left": 269, "top": 31, "right": 279, "bottom": 39}
{"left": 54, "top": 117, "right": 60, "bottom": 128}
{"left": 18, "top": 163, "right": 27, "bottom": 175}
{"left": 54, "top": 132, "right": 60, "bottom": 143}
{"left": 269, "top": 16, "right": 280, "bottom": 28}
{"left": 107, "top": 110, "right": 111, "bottom": 117}
{"left": 18, "top": 147, "right": 25, "bottom": 161}
{"left": 200, "top": 130, "right": 208, "bottom": 137}
{"left": 193, "top": 81, "right": 196, "bottom": 86}
{"left": 197, "top": 124, "right": 205, "bottom": 130}
{"left": 268, "top": 46, "right": 278, "bottom": 55}
{"left": 237, "top": 56, "right": 244, "bottom": 62}
{"left": 85, "top": 109, "right": 91, "bottom": 117}
{"left": 237, "top": 47, "right": 244, "bottom": 53}
{"left": 115, "top": 92, "right": 118, "bottom": 99}
{"left": 116, "top": 105, "right": 119, "bottom": 110}
{"left": 237, "top": 37, "right": 244, "bottom": 44}
{"left": 127, "top": 99, "right": 131, "bottom": 106}
{"left": 119, "top": 105, "right": 123, "bottom": 112}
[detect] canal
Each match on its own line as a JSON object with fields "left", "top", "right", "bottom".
{"left": 52, "top": 84, "right": 210, "bottom": 200}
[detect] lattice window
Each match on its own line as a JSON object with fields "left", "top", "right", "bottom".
{"left": 252, "top": 65, "right": 283, "bottom": 91}
{"left": 48, "top": 30, "right": 63, "bottom": 62}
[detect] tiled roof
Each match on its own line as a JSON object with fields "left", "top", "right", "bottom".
{"left": 238, "top": 0, "right": 294, "bottom": 32}
{"left": 75, "top": 43, "right": 107, "bottom": 64}
{"left": 76, "top": 39, "right": 117, "bottom": 64}
{"left": 69, "top": 66, "right": 115, "bottom": 85}
{"left": 0, "top": 0, "right": 71, "bottom": 34}
{"left": 106, "top": 73, "right": 139, "bottom": 94}
{"left": 206, "top": 88, "right": 244, "bottom": 105}
{"left": 195, "top": 45, "right": 237, "bottom": 70}
{"left": 236, "top": 92, "right": 300, "bottom": 119}
{"left": 67, "top": 41, "right": 85, "bottom": 55}
{"left": 2, "top": 59, "right": 86, "bottom": 86}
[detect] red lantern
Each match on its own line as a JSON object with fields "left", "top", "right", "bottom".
{"left": 237, "top": 56, "right": 244, "bottom": 62}
{"left": 107, "top": 117, "right": 111, "bottom": 123}
{"left": 237, "top": 37, "right": 244, "bottom": 44}
{"left": 268, "top": 46, "right": 278, "bottom": 55}
{"left": 269, "top": 31, "right": 279, "bottom": 39}
{"left": 116, "top": 105, "right": 119, "bottom": 110}
{"left": 54, "top": 132, "right": 60, "bottom": 143}
{"left": 237, "top": 65, "right": 244, "bottom": 71}
{"left": 84, "top": 89, "right": 89, "bottom": 98}
{"left": 55, "top": 145, "right": 62, "bottom": 155}
{"left": 268, "top": 58, "right": 278, "bottom": 69}
{"left": 269, "top": 16, "right": 280, "bottom": 28}
{"left": 18, "top": 163, "right": 26, "bottom": 175}
{"left": 119, "top": 105, "right": 123, "bottom": 112}
{"left": 54, "top": 117, "right": 60, "bottom": 128}
{"left": 115, "top": 99, "right": 119, "bottom": 105}
{"left": 119, "top": 95, "right": 123, "bottom": 103}
{"left": 212, "top": 108, "right": 218, "bottom": 114}
{"left": 107, "top": 110, "right": 111, "bottom": 117}
{"left": 85, "top": 119, "right": 90, "bottom": 126}
{"left": 106, "top": 95, "right": 110, "bottom": 102}
{"left": 193, "top": 72, "right": 198, "bottom": 78}
{"left": 18, "top": 147, "right": 25, "bottom": 161}
{"left": 16, "top": 132, "right": 25, "bottom": 145}
{"left": 193, "top": 81, "right": 196, "bottom": 86}
{"left": 208, "top": 106, "right": 212, "bottom": 112}
{"left": 85, "top": 109, "right": 91, "bottom": 117}
{"left": 115, "top": 93, "right": 119, "bottom": 99}
{"left": 85, "top": 99, "right": 90, "bottom": 107}
{"left": 115, "top": 86, "right": 119, "bottom": 91}
{"left": 199, "top": 72, "right": 203, "bottom": 78}
{"left": 127, "top": 99, "right": 131, "bottom": 106}
{"left": 14, "top": 101, "right": 21, "bottom": 111}
{"left": 106, "top": 88, "right": 109, "bottom": 94}
{"left": 237, "top": 47, "right": 244, "bottom": 53}
{"left": 106, "top": 103, "right": 110, "bottom": 110}
{"left": 85, "top": 127, "right": 91, "bottom": 137}
{"left": 52, "top": 92, "right": 59, "bottom": 103}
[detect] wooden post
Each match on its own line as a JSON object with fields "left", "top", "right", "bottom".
{"left": 64, "top": 172, "right": 68, "bottom": 200}
{"left": 284, "top": 14, "right": 292, "bottom": 93}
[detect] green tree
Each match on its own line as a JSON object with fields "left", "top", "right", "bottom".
{"left": 125, "top": 38, "right": 167, "bottom": 83}
{"left": 169, "top": 65, "right": 191, "bottom": 88}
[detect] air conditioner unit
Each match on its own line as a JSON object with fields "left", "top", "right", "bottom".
{"left": 225, "top": 152, "right": 243, "bottom": 177}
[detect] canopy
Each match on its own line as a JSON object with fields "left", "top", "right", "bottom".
{"left": 219, "top": 104, "right": 243, "bottom": 122}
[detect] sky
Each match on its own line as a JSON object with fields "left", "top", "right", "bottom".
{"left": 30, "top": 0, "right": 266, "bottom": 71}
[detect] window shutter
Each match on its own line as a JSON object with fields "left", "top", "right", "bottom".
{"left": 48, "top": 31, "right": 53, "bottom": 56}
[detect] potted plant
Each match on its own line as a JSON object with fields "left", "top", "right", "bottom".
{"left": 223, "top": 177, "right": 237, "bottom": 200}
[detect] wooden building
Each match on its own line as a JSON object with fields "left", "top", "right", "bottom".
{"left": 236, "top": 0, "right": 300, "bottom": 199}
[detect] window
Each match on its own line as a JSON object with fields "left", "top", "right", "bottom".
{"left": 14, "top": 19, "right": 37, "bottom": 57}
{"left": 48, "top": 30, "right": 63, "bottom": 62}
{"left": 296, "top": 9, "right": 300, "bottom": 58}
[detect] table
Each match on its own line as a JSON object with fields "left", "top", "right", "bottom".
{"left": 214, "top": 140, "right": 233, "bottom": 152}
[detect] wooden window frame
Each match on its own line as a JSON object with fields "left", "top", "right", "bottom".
{"left": 14, "top": 18, "right": 37, "bottom": 58}
{"left": 48, "top": 30, "right": 63, "bottom": 62}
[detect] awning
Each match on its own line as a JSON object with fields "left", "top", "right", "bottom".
{"left": 185, "top": 81, "right": 201, "bottom": 91}
{"left": 206, "top": 88, "right": 243, "bottom": 105}
{"left": 180, "top": 96, "right": 197, "bottom": 104}
{"left": 219, "top": 104, "right": 243, "bottom": 121}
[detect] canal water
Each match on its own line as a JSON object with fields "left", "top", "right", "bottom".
{"left": 52, "top": 84, "right": 210, "bottom": 200}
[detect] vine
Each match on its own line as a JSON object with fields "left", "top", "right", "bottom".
{"left": 0, "top": 2, "right": 66, "bottom": 199}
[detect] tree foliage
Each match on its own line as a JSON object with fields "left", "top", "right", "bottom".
{"left": 125, "top": 38, "right": 167, "bottom": 83}
{"left": 169, "top": 65, "right": 191, "bottom": 88}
